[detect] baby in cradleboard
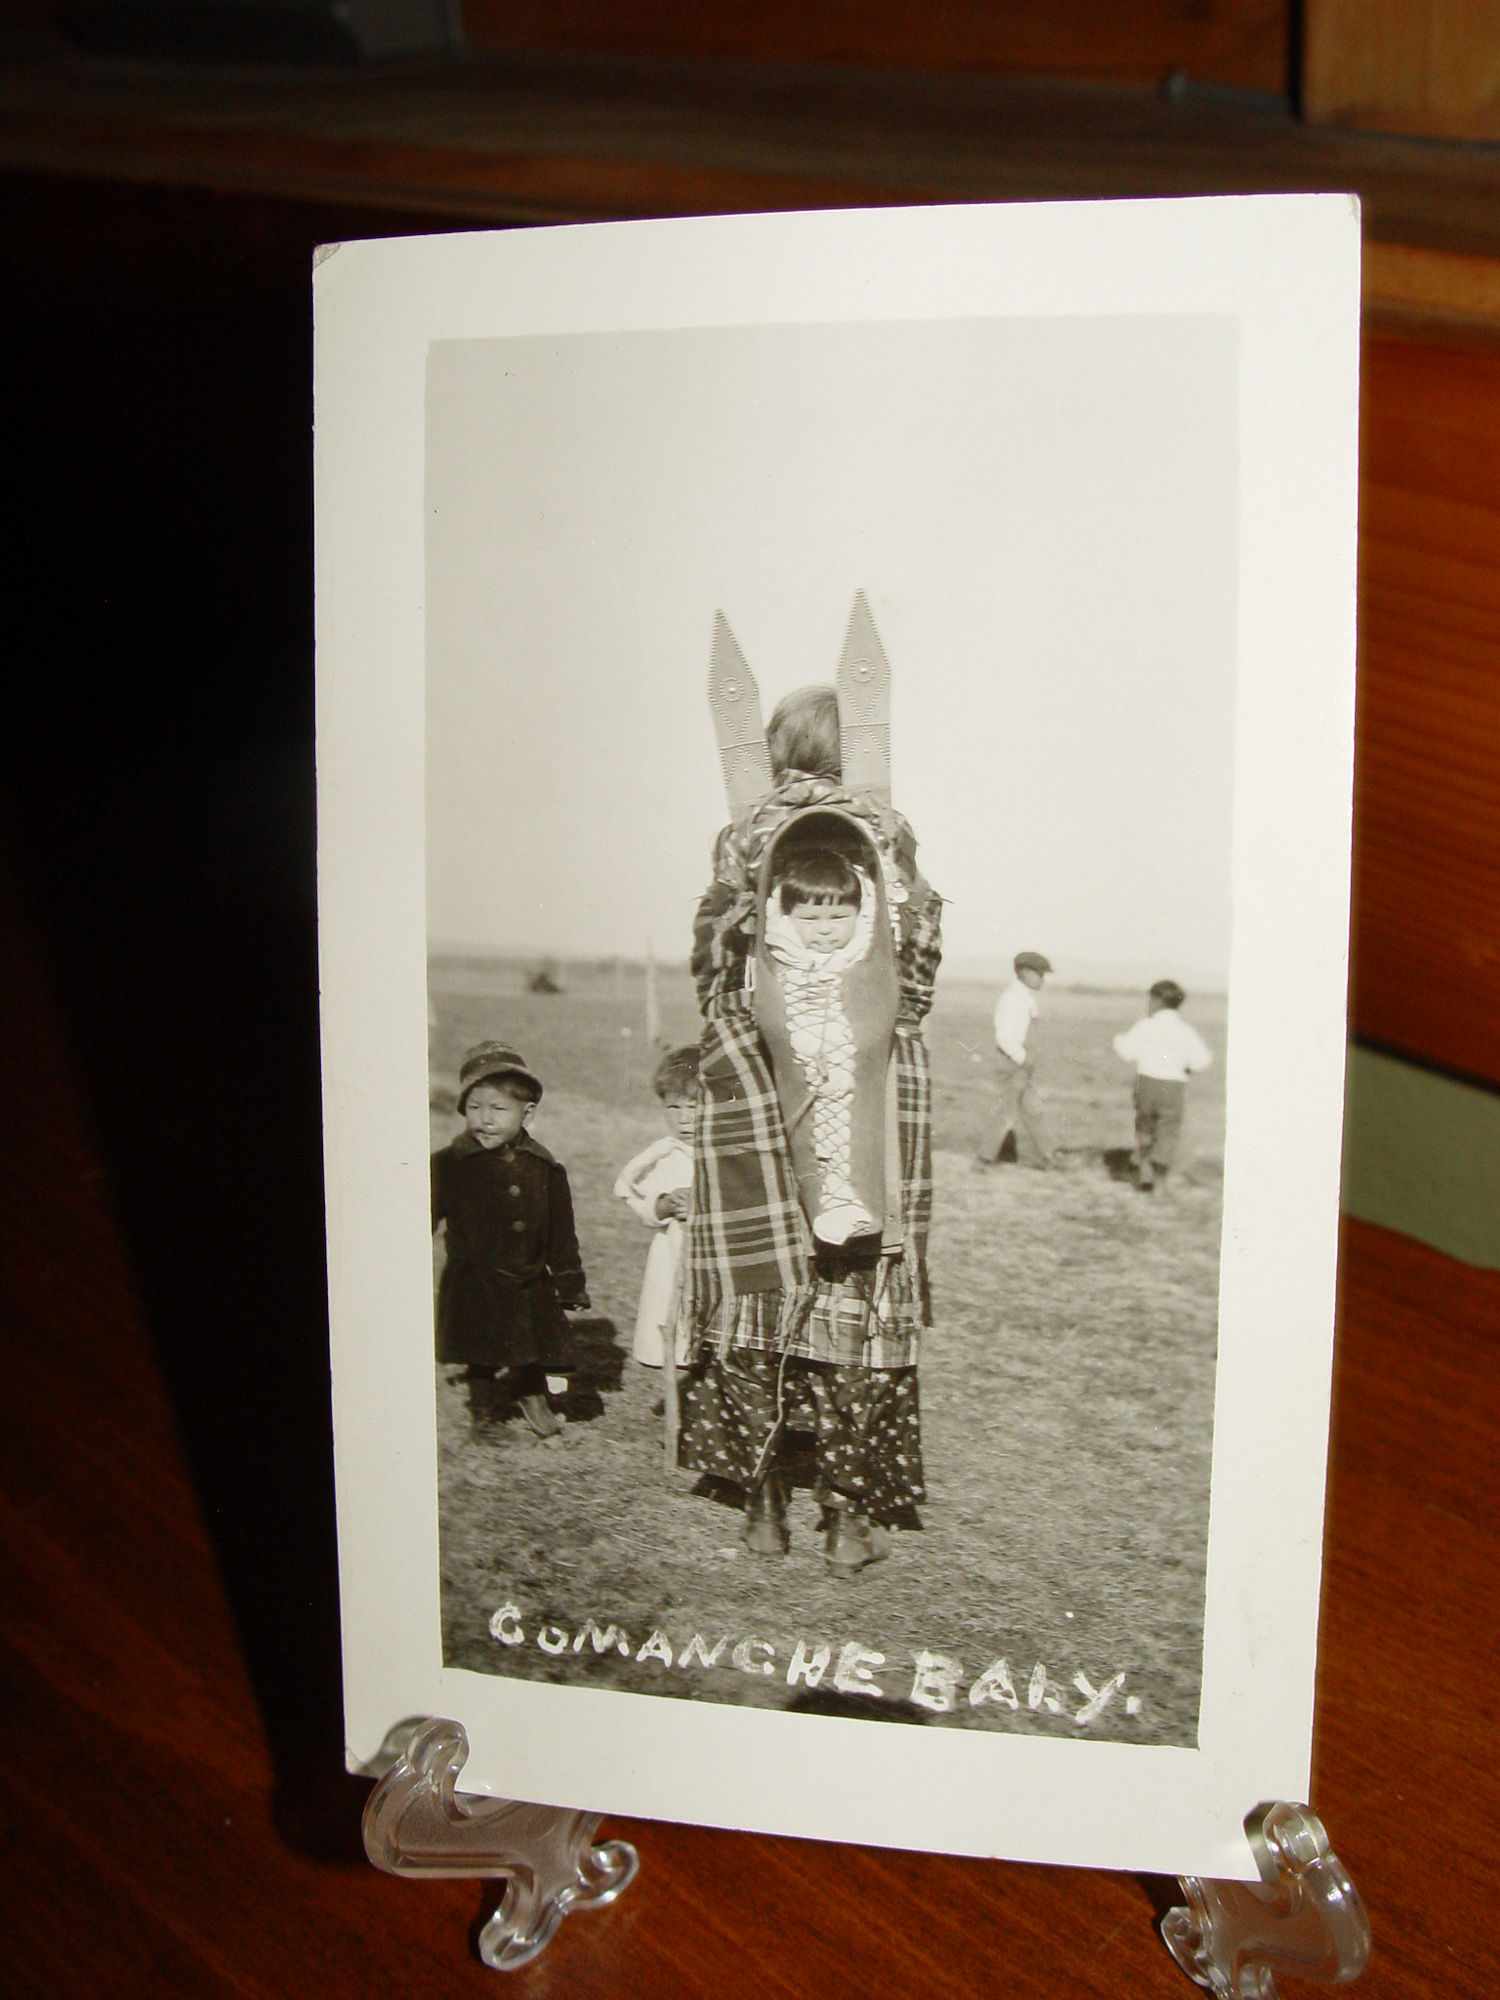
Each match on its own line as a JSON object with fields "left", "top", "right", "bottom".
{"left": 763, "top": 845, "right": 882, "bottom": 1249}
{"left": 431, "top": 1041, "right": 590, "bottom": 1438}
{"left": 613, "top": 1045, "right": 699, "bottom": 1371}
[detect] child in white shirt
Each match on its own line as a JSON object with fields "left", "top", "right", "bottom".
{"left": 976, "top": 949, "right": 1056, "bottom": 1167}
{"left": 1112, "top": 979, "right": 1213, "bottom": 1192}
{"left": 614, "top": 1046, "right": 698, "bottom": 1364}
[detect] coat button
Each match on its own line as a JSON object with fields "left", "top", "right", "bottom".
{"left": 512, "top": 1219, "right": 526, "bottom": 1233}
{"left": 509, "top": 1184, "right": 522, "bottom": 1197}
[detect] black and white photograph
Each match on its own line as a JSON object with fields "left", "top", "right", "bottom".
{"left": 423, "top": 312, "right": 1236, "bottom": 1748}
{"left": 316, "top": 198, "right": 1359, "bottom": 1875}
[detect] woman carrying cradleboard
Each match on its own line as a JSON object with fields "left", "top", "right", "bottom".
{"left": 675, "top": 593, "right": 943, "bottom": 1577}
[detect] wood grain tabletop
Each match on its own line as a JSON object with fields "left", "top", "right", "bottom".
{"left": 8, "top": 35, "right": 1500, "bottom": 275}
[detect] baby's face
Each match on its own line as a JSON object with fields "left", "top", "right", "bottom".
{"left": 464, "top": 1081, "right": 532, "bottom": 1149}
{"left": 662, "top": 1095, "right": 696, "bottom": 1143}
{"left": 788, "top": 895, "right": 858, "bottom": 955}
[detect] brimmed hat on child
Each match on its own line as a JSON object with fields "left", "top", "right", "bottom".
{"left": 457, "top": 1041, "right": 544, "bottom": 1111}
{"left": 1149, "top": 979, "right": 1186, "bottom": 1009}
{"left": 1014, "top": 950, "right": 1053, "bottom": 976}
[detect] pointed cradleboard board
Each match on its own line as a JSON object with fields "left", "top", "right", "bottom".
{"left": 752, "top": 808, "right": 899, "bottom": 1240}
{"left": 835, "top": 591, "right": 893, "bottom": 804}
{"left": 707, "top": 612, "right": 773, "bottom": 821}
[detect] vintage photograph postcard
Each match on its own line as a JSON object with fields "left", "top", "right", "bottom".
{"left": 315, "top": 196, "right": 1360, "bottom": 1878}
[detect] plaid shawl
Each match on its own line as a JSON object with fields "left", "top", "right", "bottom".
{"left": 683, "top": 778, "right": 941, "bottom": 1369}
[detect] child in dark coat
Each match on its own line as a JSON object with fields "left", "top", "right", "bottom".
{"left": 432, "top": 1041, "right": 589, "bottom": 1437}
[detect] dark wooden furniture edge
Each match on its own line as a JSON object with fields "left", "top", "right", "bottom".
{"left": 6, "top": 34, "right": 1500, "bottom": 314}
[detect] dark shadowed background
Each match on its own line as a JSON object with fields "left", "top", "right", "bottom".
{"left": 2, "top": 175, "right": 476, "bottom": 1851}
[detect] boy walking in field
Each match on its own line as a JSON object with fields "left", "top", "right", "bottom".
{"left": 976, "top": 950, "right": 1058, "bottom": 1168}
{"left": 1112, "top": 979, "right": 1213, "bottom": 1193}
{"left": 432, "top": 1041, "right": 590, "bottom": 1436}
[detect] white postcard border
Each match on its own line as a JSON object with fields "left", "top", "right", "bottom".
{"left": 314, "top": 195, "right": 1360, "bottom": 1880}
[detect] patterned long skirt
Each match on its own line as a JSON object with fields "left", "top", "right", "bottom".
{"left": 678, "top": 1345, "right": 925, "bottom": 1526}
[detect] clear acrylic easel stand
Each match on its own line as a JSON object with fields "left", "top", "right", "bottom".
{"left": 364, "top": 1720, "right": 1370, "bottom": 1991}
{"left": 361, "top": 1719, "right": 638, "bottom": 1970}
{"left": 1163, "top": 1801, "right": 1371, "bottom": 1998}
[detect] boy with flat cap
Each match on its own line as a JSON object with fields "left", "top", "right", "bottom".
{"left": 432, "top": 1041, "right": 590, "bottom": 1436}
{"left": 976, "top": 950, "right": 1058, "bottom": 1169}
{"left": 1112, "top": 980, "right": 1213, "bottom": 1193}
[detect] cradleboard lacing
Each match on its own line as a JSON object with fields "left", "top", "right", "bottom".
{"left": 753, "top": 808, "right": 900, "bottom": 1251}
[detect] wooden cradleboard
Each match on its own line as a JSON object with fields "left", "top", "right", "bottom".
{"left": 706, "top": 599, "right": 904, "bottom": 1253}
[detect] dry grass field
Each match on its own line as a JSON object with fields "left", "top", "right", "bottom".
{"left": 429, "top": 957, "right": 1225, "bottom": 1745}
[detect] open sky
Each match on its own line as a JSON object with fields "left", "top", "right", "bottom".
{"left": 425, "top": 313, "right": 1238, "bottom": 989}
